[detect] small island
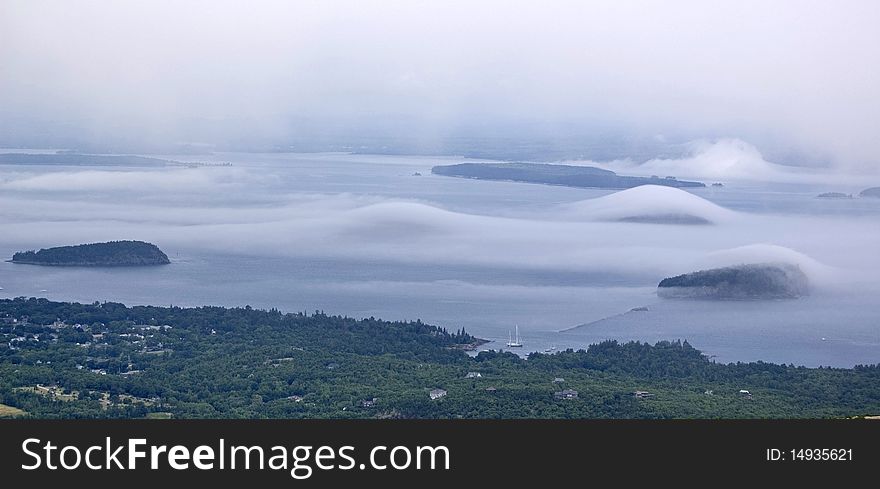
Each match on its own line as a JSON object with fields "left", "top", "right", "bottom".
{"left": 816, "top": 192, "right": 853, "bottom": 199}
{"left": 657, "top": 263, "right": 809, "bottom": 300}
{"left": 431, "top": 162, "right": 704, "bottom": 189}
{"left": 860, "top": 187, "right": 880, "bottom": 198}
{"left": 11, "top": 241, "right": 170, "bottom": 267}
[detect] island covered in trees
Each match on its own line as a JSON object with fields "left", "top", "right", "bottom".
{"left": 2, "top": 297, "right": 878, "bottom": 419}
{"left": 816, "top": 192, "right": 853, "bottom": 199}
{"left": 658, "top": 263, "right": 810, "bottom": 300}
{"left": 431, "top": 162, "right": 705, "bottom": 189}
{"left": 11, "top": 241, "right": 170, "bottom": 267}
{"left": 861, "top": 187, "right": 880, "bottom": 198}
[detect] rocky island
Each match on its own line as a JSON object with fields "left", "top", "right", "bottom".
{"left": 431, "top": 162, "right": 705, "bottom": 189}
{"left": 11, "top": 241, "right": 170, "bottom": 267}
{"left": 657, "top": 263, "right": 809, "bottom": 300}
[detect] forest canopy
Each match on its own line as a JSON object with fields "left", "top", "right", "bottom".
{"left": 11, "top": 241, "right": 170, "bottom": 267}
{"left": 2, "top": 298, "right": 878, "bottom": 419}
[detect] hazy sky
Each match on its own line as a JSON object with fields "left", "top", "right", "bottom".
{"left": 2, "top": 1, "right": 879, "bottom": 169}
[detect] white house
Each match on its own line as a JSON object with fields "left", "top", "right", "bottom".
{"left": 429, "top": 388, "right": 447, "bottom": 400}
{"left": 554, "top": 389, "right": 578, "bottom": 400}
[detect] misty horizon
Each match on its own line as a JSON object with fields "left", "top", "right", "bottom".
{"left": 2, "top": 1, "right": 879, "bottom": 173}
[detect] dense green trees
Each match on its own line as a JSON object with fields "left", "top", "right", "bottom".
{"left": 1, "top": 297, "right": 878, "bottom": 419}
{"left": 11, "top": 241, "right": 170, "bottom": 266}
{"left": 658, "top": 264, "right": 810, "bottom": 299}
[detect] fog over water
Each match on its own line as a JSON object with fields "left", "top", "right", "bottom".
{"left": 1, "top": 2, "right": 879, "bottom": 367}
{"left": 1, "top": 146, "right": 879, "bottom": 366}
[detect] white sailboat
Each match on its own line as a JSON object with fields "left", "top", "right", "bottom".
{"left": 506, "top": 325, "right": 523, "bottom": 347}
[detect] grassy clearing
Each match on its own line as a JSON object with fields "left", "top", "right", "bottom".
{"left": 13, "top": 385, "right": 78, "bottom": 401}
{"left": 0, "top": 403, "right": 27, "bottom": 417}
{"left": 145, "top": 412, "right": 173, "bottom": 419}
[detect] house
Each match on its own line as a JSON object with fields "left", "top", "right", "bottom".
{"left": 429, "top": 388, "right": 447, "bottom": 400}
{"left": 739, "top": 389, "right": 752, "bottom": 399}
{"left": 554, "top": 389, "right": 578, "bottom": 400}
{"left": 135, "top": 324, "right": 172, "bottom": 331}
{"left": 553, "top": 377, "right": 565, "bottom": 383}
{"left": 485, "top": 387, "right": 497, "bottom": 392}
{"left": 265, "top": 357, "right": 296, "bottom": 367}
{"left": 633, "top": 391, "right": 654, "bottom": 399}
{"left": 287, "top": 395, "right": 304, "bottom": 402}
{"left": 361, "top": 397, "right": 378, "bottom": 408}
{"left": 465, "top": 371, "right": 482, "bottom": 379}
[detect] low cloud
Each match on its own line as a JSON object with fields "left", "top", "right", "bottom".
{"left": 589, "top": 139, "right": 874, "bottom": 183}
{"left": 1, "top": 162, "right": 878, "bottom": 294}
{"left": 2, "top": 2, "right": 880, "bottom": 169}
{"left": 560, "top": 184, "right": 737, "bottom": 224}
{"left": 0, "top": 166, "right": 268, "bottom": 193}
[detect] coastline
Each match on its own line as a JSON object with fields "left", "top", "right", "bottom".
{"left": 8, "top": 259, "right": 170, "bottom": 267}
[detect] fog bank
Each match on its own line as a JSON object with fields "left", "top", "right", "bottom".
{"left": 2, "top": 1, "right": 879, "bottom": 170}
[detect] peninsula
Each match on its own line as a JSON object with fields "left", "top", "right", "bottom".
{"left": 0, "top": 153, "right": 178, "bottom": 167}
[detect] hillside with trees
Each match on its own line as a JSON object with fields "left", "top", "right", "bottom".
{"left": 2, "top": 298, "right": 878, "bottom": 419}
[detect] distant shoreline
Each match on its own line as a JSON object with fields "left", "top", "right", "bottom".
{"left": 8, "top": 259, "right": 170, "bottom": 267}
{"left": 431, "top": 162, "right": 705, "bottom": 190}
{"left": 447, "top": 338, "right": 491, "bottom": 351}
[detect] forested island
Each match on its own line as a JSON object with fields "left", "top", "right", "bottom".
{"left": 658, "top": 263, "right": 809, "bottom": 300}
{"left": 816, "top": 192, "right": 853, "bottom": 199}
{"left": 2, "top": 298, "right": 878, "bottom": 419}
{"left": 861, "top": 187, "right": 880, "bottom": 198}
{"left": 11, "top": 241, "right": 170, "bottom": 267}
{"left": 431, "top": 162, "right": 704, "bottom": 189}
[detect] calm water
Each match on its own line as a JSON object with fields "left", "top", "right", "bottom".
{"left": 1, "top": 152, "right": 879, "bottom": 367}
